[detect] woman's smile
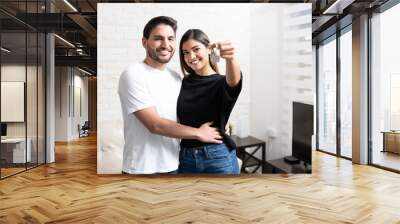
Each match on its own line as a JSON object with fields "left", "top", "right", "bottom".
{"left": 189, "top": 59, "right": 200, "bottom": 65}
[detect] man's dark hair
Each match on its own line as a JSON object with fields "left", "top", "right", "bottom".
{"left": 143, "top": 16, "right": 177, "bottom": 39}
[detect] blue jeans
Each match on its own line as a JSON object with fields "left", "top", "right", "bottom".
{"left": 178, "top": 143, "right": 240, "bottom": 174}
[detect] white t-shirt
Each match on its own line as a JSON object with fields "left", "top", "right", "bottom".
{"left": 118, "top": 62, "right": 182, "bottom": 174}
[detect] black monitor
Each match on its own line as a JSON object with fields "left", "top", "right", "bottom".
{"left": 1, "top": 123, "right": 7, "bottom": 137}
{"left": 292, "top": 101, "right": 313, "bottom": 165}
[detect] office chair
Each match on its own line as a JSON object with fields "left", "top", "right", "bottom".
{"left": 79, "top": 121, "right": 90, "bottom": 138}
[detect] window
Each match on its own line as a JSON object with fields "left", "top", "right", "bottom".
{"left": 339, "top": 28, "right": 352, "bottom": 158}
{"left": 317, "top": 36, "right": 337, "bottom": 154}
{"left": 370, "top": 2, "right": 400, "bottom": 171}
{"left": 0, "top": 1, "right": 47, "bottom": 179}
{"left": 390, "top": 74, "right": 400, "bottom": 130}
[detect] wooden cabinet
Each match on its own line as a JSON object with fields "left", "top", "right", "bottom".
{"left": 382, "top": 132, "right": 400, "bottom": 154}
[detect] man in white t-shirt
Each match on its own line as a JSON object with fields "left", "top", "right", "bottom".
{"left": 118, "top": 16, "right": 222, "bottom": 174}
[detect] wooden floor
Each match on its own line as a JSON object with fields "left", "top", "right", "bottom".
{"left": 373, "top": 151, "right": 400, "bottom": 171}
{"left": 0, "top": 167, "right": 26, "bottom": 178}
{"left": 1, "top": 163, "right": 45, "bottom": 178}
{"left": 1, "top": 135, "right": 400, "bottom": 223}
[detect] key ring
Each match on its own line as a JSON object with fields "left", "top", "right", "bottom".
{"left": 210, "top": 48, "right": 220, "bottom": 64}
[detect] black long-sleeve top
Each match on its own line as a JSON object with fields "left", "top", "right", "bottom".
{"left": 177, "top": 73, "right": 242, "bottom": 150}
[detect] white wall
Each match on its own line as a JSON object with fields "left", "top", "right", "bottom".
{"left": 72, "top": 73, "right": 89, "bottom": 138}
{"left": 55, "top": 67, "right": 89, "bottom": 141}
{"left": 250, "top": 4, "right": 312, "bottom": 160}
{"left": 97, "top": 3, "right": 312, "bottom": 173}
{"left": 1, "top": 65, "right": 39, "bottom": 138}
{"left": 55, "top": 66, "right": 69, "bottom": 141}
{"left": 1, "top": 63, "right": 47, "bottom": 164}
{"left": 249, "top": 5, "right": 282, "bottom": 160}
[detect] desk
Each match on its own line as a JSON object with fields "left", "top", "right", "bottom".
{"left": 1, "top": 138, "right": 31, "bottom": 164}
{"left": 382, "top": 131, "right": 400, "bottom": 154}
{"left": 231, "top": 135, "right": 266, "bottom": 174}
{"left": 267, "top": 158, "right": 310, "bottom": 174}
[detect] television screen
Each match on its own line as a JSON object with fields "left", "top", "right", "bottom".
{"left": 292, "top": 102, "right": 313, "bottom": 165}
{"left": 1, "top": 123, "right": 7, "bottom": 137}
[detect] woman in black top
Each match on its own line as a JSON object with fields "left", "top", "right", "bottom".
{"left": 177, "top": 29, "right": 242, "bottom": 174}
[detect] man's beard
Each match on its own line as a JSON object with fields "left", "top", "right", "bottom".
{"left": 147, "top": 47, "right": 174, "bottom": 64}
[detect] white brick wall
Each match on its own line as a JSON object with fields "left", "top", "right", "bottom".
{"left": 97, "top": 3, "right": 312, "bottom": 173}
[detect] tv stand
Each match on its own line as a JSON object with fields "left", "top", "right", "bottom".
{"left": 283, "top": 156, "right": 300, "bottom": 164}
{"left": 267, "top": 157, "right": 311, "bottom": 174}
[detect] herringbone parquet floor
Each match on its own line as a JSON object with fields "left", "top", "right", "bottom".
{"left": 1, "top": 135, "right": 400, "bottom": 223}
